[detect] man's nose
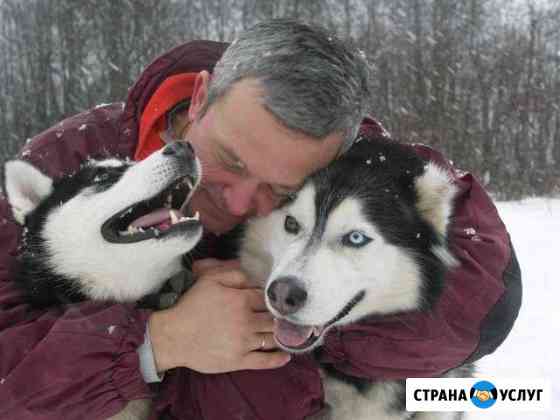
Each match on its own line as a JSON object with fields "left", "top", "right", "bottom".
{"left": 223, "top": 179, "right": 277, "bottom": 217}
{"left": 223, "top": 179, "right": 259, "bottom": 217}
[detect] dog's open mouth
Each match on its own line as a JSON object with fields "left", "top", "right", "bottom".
{"left": 101, "top": 174, "right": 201, "bottom": 244}
{"left": 273, "top": 290, "right": 365, "bottom": 352}
{"left": 273, "top": 319, "right": 326, "bottom": 351}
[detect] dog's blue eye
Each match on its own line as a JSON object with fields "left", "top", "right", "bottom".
{"left": 342, "top": 231, "right": 372, "bottom": 248}
{"left": 284, "top": 215, "right": 300, "bottom": 234}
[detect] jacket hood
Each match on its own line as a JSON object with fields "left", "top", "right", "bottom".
{"left": 117, "top": 39, "right": 391, "bottom": 160}
{"left": 118, "top": 40, "right": 228, "bottom": 156}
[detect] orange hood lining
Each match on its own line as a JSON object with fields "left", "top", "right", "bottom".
{"left": 134, "top": 73, "right": 197, "bottom": 161}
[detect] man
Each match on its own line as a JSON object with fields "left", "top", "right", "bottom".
{"left": 144, "top": 21, "right": 366, "bottom": 378}
{"left": 0, "top": 20, "right": 520, "bottom": 420}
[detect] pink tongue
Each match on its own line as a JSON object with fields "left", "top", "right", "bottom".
{"left": 130, "top": 208, "right": 180, "bottom": 231}
{"left": 274, "top": 319, "right": 314, "bottom": 348}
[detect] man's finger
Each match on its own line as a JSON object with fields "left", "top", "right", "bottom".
{"left": 251, "top": 313, "right": 276, "bottom": 333}
{"left": 252, "top": 333, "right": 278, "bottom": 351}
{"left": 241, "top": 350, "right": 291, "bottom": 371}
{"left": 192, "top": 258, "right": 240, "bottom": 275}
{"left": 211, "top": 270, "right": 254, "bottom": 289}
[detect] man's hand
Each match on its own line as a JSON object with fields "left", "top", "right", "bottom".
{"left": 148, "top": 258, "right": 291, "bottom": 374}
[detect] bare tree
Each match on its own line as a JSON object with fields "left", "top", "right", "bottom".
{"left": 0, "top": 0, "right": 556, "bottom": 198}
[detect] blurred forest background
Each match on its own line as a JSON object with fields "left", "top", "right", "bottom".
{"left": 0, "top": 0, "right": 558, "bottom": 199}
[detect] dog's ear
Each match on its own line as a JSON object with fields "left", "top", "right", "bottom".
{"left": 414, "top": 162, "right": 457, "bottom": 236}
{"left": 4, "top": 160, "right": 53, "bottom": 225}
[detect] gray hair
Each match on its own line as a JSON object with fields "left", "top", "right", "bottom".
{"left": 203, "top": 19, "right": 372, "bottom": 154}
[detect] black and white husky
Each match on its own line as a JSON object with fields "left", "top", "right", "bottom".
{"left": 4, "top": 141, "right": 203, "bottom": 420}
{"left": 4, "top": 141, "right": 203, "bottom": 307}
{"left": 240, "top": 138, "right": 471, "bottom": 420}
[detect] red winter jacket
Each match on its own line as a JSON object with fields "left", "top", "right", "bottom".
{"left": 0, "top": 40, "right": 521, "bottom": 420}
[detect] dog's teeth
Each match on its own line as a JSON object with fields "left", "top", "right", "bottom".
{"left": 120, "top": 225, "right": 139, "bottom": 236}
{"left": 170, "top": 210, "right": 179, "bottom": 224}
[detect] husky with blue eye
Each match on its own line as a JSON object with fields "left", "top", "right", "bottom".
{"left": 240, "top": 138, "right": 471, "bottom": 420}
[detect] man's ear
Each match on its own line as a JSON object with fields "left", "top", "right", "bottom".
{"left": 4, "top": 160, "right": 53, "bottom": 224}
{"left": 188, "top": 70, "right": 210, "bottom": 122}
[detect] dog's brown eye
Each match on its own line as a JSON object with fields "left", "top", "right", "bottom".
{"left": 284, "top": 215, "right": 300, "bottom": 234}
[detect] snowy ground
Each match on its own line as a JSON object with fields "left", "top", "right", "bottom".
{"left": 467, "top": 198, "right": 558, "bottom": 419}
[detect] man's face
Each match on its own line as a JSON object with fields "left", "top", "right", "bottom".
{"left": 184, "top": 73, "right": 344, "bottom": 235}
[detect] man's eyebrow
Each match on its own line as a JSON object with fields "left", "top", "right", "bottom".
{"left": 218, "top": 143, "right": 246, "bottom": 170}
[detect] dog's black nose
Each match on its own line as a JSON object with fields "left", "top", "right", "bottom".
{"left": 267, "top": 277, "right": 307, "bottom": 315}
{"left": 162, "top": 141, "right": 194, "bottom": 159}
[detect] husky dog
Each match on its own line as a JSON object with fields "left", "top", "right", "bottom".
{"left": 240, "top": 138, "right": 470, "bottom": 420}
{"left": 4, "top": 141, "right": 203, "bottom": 308}
{"left": 4, "top": 141, "right": 203, "bottom": 420}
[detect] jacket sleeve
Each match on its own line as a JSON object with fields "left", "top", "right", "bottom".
{"left": 0, "top": 105, "right": 153, "bottom": 420}
{"left": 154, "top": 356, "right": 324, "bottom": 420}
{"left": 316, "top": 141, "right": 522, "bottom": 380}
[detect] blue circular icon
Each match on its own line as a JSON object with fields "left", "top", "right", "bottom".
{"left": 470, "top": 380, "right": 498, "bottom": 409}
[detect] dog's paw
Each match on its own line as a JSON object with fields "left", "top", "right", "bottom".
{"left": 106, "top": 398, "right": 152, "bottom": 420}
{"left": 306, "top": 405, "right": 333, "bottom": 420}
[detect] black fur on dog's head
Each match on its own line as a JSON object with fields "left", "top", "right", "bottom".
{"left": 313, "top": 138, "right": 457, "bottom": 309}
{"left": 4, "top": 142, "right": 203, "bottom": 307}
